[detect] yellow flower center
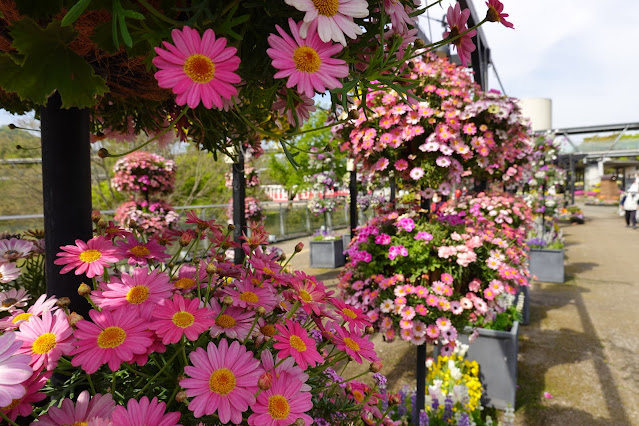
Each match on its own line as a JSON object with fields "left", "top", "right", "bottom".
{"left": 344, "top": 337, "right": 360, "bottom": 352}
{"left": 312, "top": 0, "right": 339, "bottom": 16}
{"left": 172, "top": 311, "right": 195, "bottom": 328}
{"left": 69, "top": 422, "right": 88, "bottom": 426}
{"left": 342, "top": 308, "right": 357, "bottom": 319}
{"left": 129, "top": 245, "right": 150, "bottom": 257}
{"left": 268, "top": 395, "right": 290, "bottom": 419}
{"left": 353, "top": 390, "right": 364, "bottom": 403}
{"left": 263, "top": 267, "right": 274, "bottom": 276}
{"left": 2, "top": 398, "right": 21, "bottom": 410}
{"left": 1, "top": 297, "right": 17, "bottom": 307}
{"left": 184, "top": 54, "right": 216, "bottom": 84}
{"left": 240, "top": 291, "right": 259, "bottom": 304}
{"left": 79, "top": 249, "right": 102, "bottom": 263}
{"left": 97, "top": 326, "right": 126, "bottom": 348}
{"left": 299, "top": 289, "right": 312, "bottom": 303}
{"left": 126, "top": 286, "right": 150, "bottom": 305}
{"left": 12, "top": 313, "right": 33, "bottom": 323}
{"left": 289, "top": 335, "right": 307, "bottom": 352}
{"left": 174, "top": 277, "right": 196, "bottom": 289}
{"left": 209, "top": 368, "right": 236, "bottom": 395}
{"left": 32, "top": 333, "right": 57, "bottom": 354}
{"left": 293, "top": 46, "right": 321, "bottom": 73}
{"left": 215, "top": 314, "right": 237, "bottom": 328}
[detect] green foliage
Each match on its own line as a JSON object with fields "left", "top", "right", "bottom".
{"left": 0, "top": 126, "right": 40, "bottom": 159}
{"left": 0, "top": 18, "right": 109, "bottom": 108}
{"left": 477, "top": 305, "right": 522, "bottom": 331}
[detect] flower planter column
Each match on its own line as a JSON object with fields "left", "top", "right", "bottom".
{"left": 41, "top": 92, "right": 93, "bottom": 317}
{"left": 232, "top": 153, "right": 246, "bottom": 264}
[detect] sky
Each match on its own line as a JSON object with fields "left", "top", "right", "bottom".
{"left": 2, "top": 1, "right": 638, "bottom": 133}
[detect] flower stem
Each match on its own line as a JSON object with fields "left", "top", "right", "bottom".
{"left": 0, "top": 411, "right": 19, "bottom": 426}
{"left": 136, "top": 0, "right": 182, "bottom": 26}
{"left": 86, "top": 373, "right": 96, "bottom": 395}
{"left": 136, "top": 344, "right": 184, "bottom": 397}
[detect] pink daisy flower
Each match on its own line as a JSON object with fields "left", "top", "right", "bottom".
{"left": 331, "top": 323, "right": 380, "bottom": 364}
{"left": 267, "top": 19, "right": 348, "bottom": 99}
{"left": 0, "top": 238, "right": 33, "bottom": 263}
{"left": 486, "top": 0, "right": 514, "bottom": 28}
{"left": 111, "top": 396, "right": 181, "bottom": 426}
{"left": 0, "top": 262, "right": 21, "bottom": 283}
{"left": 15, "top": 310, "right": 73, "bottom": 371}
{"left": 331, "top": 298, "right": 371, "bottom": 331}
{"left": 287, "top": 273, "right": 328, "bottom": 316}
{"left": 286, "top": 0, "right": 369, "bottom": 45}
{"left": 260, "top": 350, "right": 310, "bottom": 392}
{"left": 394, "top": 159, "right": 409, "bottom": 171}
{"left": 207, "top": 298, "right": 256, "bottom": 341}
{"left": 426, "top": 324, "right": 440, "bottom": 339}
{"left": 0, "top": 332, "right": 32, "bottom": 408}
{"left": 93, "top": 267, "right": 173, "bottom": 317}
{"left": 55, "top": 236, "right": 121, "bottom": 278}
{"left": 443, "top": 3, "right": 477, "bottom": 67}
{"left": 1, "top": 368, "right": 50, "bottom": 421}
{"left": 180, "top": 339, "right": 263, "bottom": 422}
{"left": 273, "top": 319, "right": 323, "bottom": 370}
{"left": 0, "top": 288, "right": 30, "bottom": 312}
{"left": 117, "top": 236, "right": 170, "bottom": 266}
{"left": 70, "top": 308, "right": 154, "bottom": 374}
{"left": 436, "top": 317, "right": 451, "bottom": 331}
{"left": 103, "top": 220, "right": 130, "bottom": 240}
{"left": 35, "top": 391, "right": 115, "bottom": 426}
{"left": 149, "top": 294, "right": 215, "bottom": 345}
{"left": 223, "top": 280, "right": 279, "bottom": 312}
{"left": 248, "top": 370, "right": 313, "bottom": 426}
{"left": 409, "top": 167, "right": 425, "bottom": 180}
{"left": 153, "top": 26, "right": 241, "bottom": 109}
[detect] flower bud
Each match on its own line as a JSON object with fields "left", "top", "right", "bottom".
{"left": 389, "top": 393, "right": 401, "bottom": 406}
{"left": 227, "top": 224, "right": 236, "bottom": 232}
{"left": 278, "top": 253, "right": 287, "bottom": 262}
{"left": 369, "top": 361, "right": 383, "bottom": 373}
{"left": 97, "top": 218, "right": 108, "bottom": 229}
{"left": 293, "top": 419, "right": 305, "bottom": 426}
{"left": 258, "top": 371, "right": 272, "bottom": 390}
{"left": 348, "top": 109, "right": 360, "bottom": 120}
{"left": 8, "top": 123, "right": 16, "bottom": 130}
{"left": 127, "top": 219, "right": 138, "bottom": 230}
{"left": 67, "top": 312, "right": 84, "bottom": 327}
{"left": 97, "top": 148, "right": 109, "bottom": 158}
{"left": 256, "top": 306, "right": 266, "bottom": 316}
{"left": 365, "top": 326, "right": 375, "bottom": 335}
{"left": 414, "top": 39, "right": 426, "bottom": 49}
{"left": 56, "top": 297, "right": 71, "bottom": 309}
{"left": 294, "top": 242, "right": 304, "bottom": 253}
{"left": 179, "top": 232, "right": 194, "bottom": 247}
{"left": 78, "top": 283, "right": 91, "bottom": 296}
{"left": 206, "top": 263, "right": 218, "bottom": 275}
{"left": 175, "top": 390, "right": 188, "bottom": 403}
{"left": 177, "top": 374, "right": 186, "bottom": 381}
{"left": 222, "top": 296, "right": 234, "bottom": 306}
{"left": 91, "top": 210, "right": 102, "bottom": 224}
{"left": 157, "top": 237, "right": 169, "bottom": 246}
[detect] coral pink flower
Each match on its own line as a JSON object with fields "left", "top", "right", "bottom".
{"left": 93, "top": 267, "right": 173, "bottom": 317}
{"left": 1, "top": 368, "right": 50, "bottom": 421}
{"left": 273, "top": 319, "right": 324, "bottom": 370}
{"left": 15, "top": 310, "right": 74, "bottom": 371}
{"left": 0, "top": 238, "right": 33, "bottom": 263}
{"left": 0, "top": 332, "right": 32, "bottom": 408}
{"left": 54, "top": 236, "right": 121, "bottom": 278}
{"left": 486, "top": 0, "right": 514, "bottom": 28}
{"left": 331, "top": 299, "right": 371, "bottom": 331}
{"left": 443, "top": 3, "right": 477, "bottom": 67}
{"left": 223, "top": 280, "right": 279, "bottom": 312}
{"left": 35, "top": 391, "right": 115, "bottom": 426}
{"left": 70, "top": 308, "right": 154, "bottom": 374}
{"left": 117, "top": 236, "right": 170, "bottom": 266}
{"left": 207, "top": 298, "right": 256, "bottom": 341}
{"left": 286, "top": 0, "right": 369, "bottom": 45}
{"left": 248, "top": 370, "right": 313, "bottom": 426}
{"left": 267, "top": 19, "right": 348, "bottom": 99}
{"left": 153, "top": 27, "right": 241, "bottom": 109}
{"left": 180, "top": 339, "right": 263, "bottom": 422}
{"left": 331, "top": 323, "right": 380, "bottom": 364}
{"left": 149, "top": 294, "right": 215, "bottom": 344}
{"left": 111, "top": 396, "right": 181, "bottom": 426}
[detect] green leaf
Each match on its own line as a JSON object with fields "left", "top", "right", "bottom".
{"left": 0, "top": 18, "right": 109, "bottom": 108}
{"left": 16, "top": 0, "right": 63, "bottom": 19}
{"left": 61, "top": 0, "right": 92, "bottom": 27}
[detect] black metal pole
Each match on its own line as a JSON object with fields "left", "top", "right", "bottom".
{"left": 41, "top": 92, "right": 92, "bottom": 318}
{"left": 569, "top": 153, "right": 575, "bottom": 205}
{"left": 349, "top": 166, "right": 357, "bottom": 240}
{"left": 390, "top": 175, "right": 396, "bottom": 206}
{"left": 414, "top": 344, "right": 427, "bottom": 424}
{"left": 232, "top": 153, "right": 246, "bottom": 265}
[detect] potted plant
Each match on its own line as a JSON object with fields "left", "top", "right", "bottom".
{"left": 527, "top": 236, "right": 565, "bottom": 284}
{"left": 310, "top": 229, "right": 345, "bottom": 268}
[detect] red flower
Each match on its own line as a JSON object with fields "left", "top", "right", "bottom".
{"left": 443, "top": 3, "right": 477, "bottom": 67}
{"left": 486, "top": 0, "right": 514, "bottom": 29}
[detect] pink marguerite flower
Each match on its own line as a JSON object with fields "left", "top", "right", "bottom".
{"left": 54, "top": 236, "right": 121, "bottom": 278}
{"left": 273, "top": 319, "right": 323, "bottom": 370}
{"left": 443, "top": 3, "right": 477, "bottom": 67}
{"left": 286, "top": 0, "right": 369, "bottom": 45}
{"left": 0, "top": 238, "right": 33, "bottom": 263}
{"left": 15, "top": 310, "right": 73, "bottom": 371}
{"left": 149, "top": 294, "right": 215, "bottom": 345}
{"left": 34, "top": 391, "right": 115, "bottom": 426}
{"left": 0, "top": 332, "right": 32, "bottom": 408}
{"left": 111, "top": 396, "right": 181, "bottom": 426}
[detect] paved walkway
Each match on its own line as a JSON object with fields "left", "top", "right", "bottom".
{"left": 273, "top": 205, "right": 639, "bottom": 425}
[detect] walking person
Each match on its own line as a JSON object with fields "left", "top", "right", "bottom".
{"left": 621, "top": 186, "right": 639, "bottom": 228}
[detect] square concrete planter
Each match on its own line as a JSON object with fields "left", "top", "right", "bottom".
{"left": 310, "top": 239, "right": 345, "bottom": 268}
{"left": 529, "top": 248, "right": 564, "bottom": 283}
{"left": 342, "top": 233, "right": 352, "bottom": 250}
{"left": 455, "top": 322, "right": 519, "bottom": 411}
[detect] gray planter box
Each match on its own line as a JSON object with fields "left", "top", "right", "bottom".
{"left": 342, "top": 234, "right": 352, "bottom": 251}
{"left": 310, "top": 239, "right": 345, "bottom": 268}
{"left": 461, "top": 322, "right": 519, "bottom": 410}
{"left": 529, "top": 248, "right": 564, "bottom": 283}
